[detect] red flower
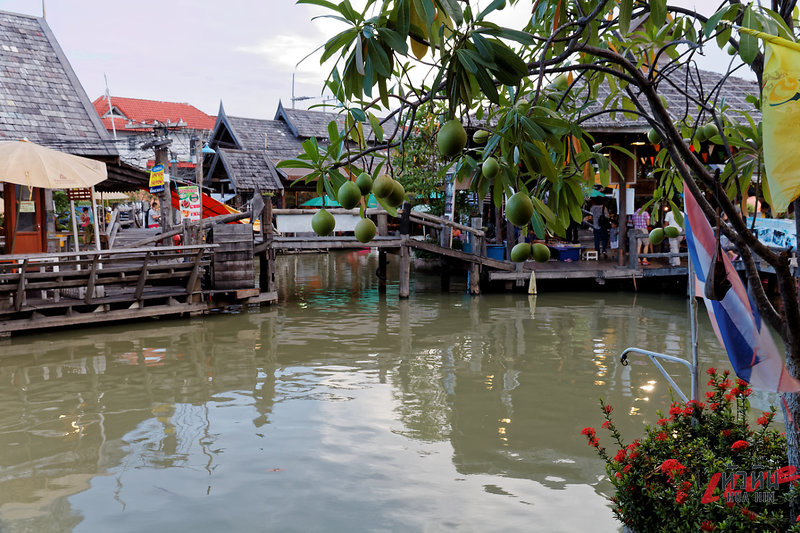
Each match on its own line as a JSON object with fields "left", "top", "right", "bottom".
{"left": 669, "top": 406, "right": 682, "bottom": 416}
{"left": 657, "top": 418, "right": 670, "bottom": 426}
{"left": 706, "top": 367, "right": 716, "bottom": 375}
{"left": 623, "top": 464, "right": 632, "bottom": 473}
{"left": 659, "top": 459, "right": 686, "bottom": 478}
{"left": 700, "top": 520, "right": 715, "bottom": 531}
{"left": 736, "top": 378, "right": 748, "bottom": 388}
{"left": 721, "top": 429, "right": 731, "bottom": 437}
{"left": 601, "top": 420, "right": 611, "bottom": 429}
{"left": 614, "top": 449, "right": 626, "bottom": 463}
{"left": 581, "top": 427, "right": 596, "bottom": 437}
{"left": 757, "top": 412, "right": 772, "bottom": 426}
{"left": 675, "top": 490, "right": 688, "bottom": 504}
{"left": 589, "top": 437, "right": 600, "bottom": 447}
{"left": 742, "top": 388, "right": 753, "bottom": 397}
{"left": 731, "top": 440, "right": 749, "bottom": 452}
{"left": 656, "top": 432, "right": 669, "bottom": 441}
{"left": 720, "top": 379, "right": 731, "bottom": 389}
{"left": 710, "top": 402, "right": 720, "bottom": 411}
{"left": 741, "top": 508, "right": 757, "bottom": 520}
{"left": 705, "top": 391, "right": 715, "bottom": 399}
{"left": 627, "top": 439, "right": 641, "bottom": 451}
{"left": 628, "top": 451, "right": 640, "bottom": 460}
{"left": 603, "top": 404, "right": 613, "bottom": 414}
{"left": 682, "top": 407, "right": 694, "bottom": 416}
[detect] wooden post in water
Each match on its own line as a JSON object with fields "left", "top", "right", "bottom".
{"left": 259, "top": 200, "right": 276, "bottom": 293}
{"left": 629, "top": 229, "right": 640, "bottom": 270}
{"left": 399, "top": 236, "right": 410, "bottom": 298}
{"left": 469, "top": 217, "right": 482, "bottom": 295}
{"left": 399, "top": 203, "right": 411, "bottom": 299}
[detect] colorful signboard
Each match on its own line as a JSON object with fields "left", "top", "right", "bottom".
{"left": 747, "top": 217, "right": 797, "bottom": 249}
{"left": 149, "top": 164, "right": 165, "bottom": 194}
{"left": 177, "top": 186, "right": 201, "bottom": 221}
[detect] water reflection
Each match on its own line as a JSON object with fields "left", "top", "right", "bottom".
{"left": 0, "top": 251, "right": 764, "bottom": 532}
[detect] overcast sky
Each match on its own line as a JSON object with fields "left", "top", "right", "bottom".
{"left": 0, "top": 1, "right": 749, "bottom": 120}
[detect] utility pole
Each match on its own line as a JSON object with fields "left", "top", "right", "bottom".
{"left": 141, "top": 122, "right": 173, "bottom": 234}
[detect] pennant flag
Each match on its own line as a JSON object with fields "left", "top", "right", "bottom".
{"left": 739, "top": 28, "right": 800, "bottom": 213}
{"left": 684, "top": 185, "right": 800, "bottom": 392}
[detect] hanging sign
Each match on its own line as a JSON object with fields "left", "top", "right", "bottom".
{"left": 149, "top": 164, "right": 165, "bottom": 194}
{"left": 178, "top": 186, "right": 201, "bottom": 221}
{"left": 18, "top": 200, "right": 35, "bottom": 213}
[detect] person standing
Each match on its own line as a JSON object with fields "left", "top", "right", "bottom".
{"left": 664, "top": 208, "right": 683, "bottom": 266}
{"left": 589, "top": 198, "right": 610, "bottom": 258}
{"left": 146, "top": 199, "right": 161, "bottom": 229}
{"left": 633, "top": 201, "right": 650, "bottom": 265}
{"left": 80, "top": 207, "right": 92, "bottom": 246}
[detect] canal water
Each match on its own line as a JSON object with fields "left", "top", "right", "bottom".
{"left": 0, "top": 251, "right": 780, "bottom": 532}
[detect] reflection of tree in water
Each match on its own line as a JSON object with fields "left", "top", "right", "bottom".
{"left": 0, "top": 313, "right": 280, "bottom": 532}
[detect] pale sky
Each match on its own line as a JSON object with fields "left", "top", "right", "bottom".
{"left": 0, "top": 1, "right": 749, "bottom": 120}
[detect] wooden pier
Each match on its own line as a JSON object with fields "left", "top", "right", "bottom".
{"left": 0, "top": 199, "right": 713, "bottom": 336}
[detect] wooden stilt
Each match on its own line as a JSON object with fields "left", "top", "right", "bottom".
{"left": 399, "top": 236, "right": 410, "bottom": 299}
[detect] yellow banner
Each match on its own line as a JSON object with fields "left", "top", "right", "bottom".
{"left": 751, "top": 31, "right": 800, "bottom": 212}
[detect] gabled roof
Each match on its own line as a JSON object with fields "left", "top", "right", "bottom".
{"left": 92, "top": 96, "right": 216, "bottom": 133}
{"left": 207, "top": 148, "right": 284, "bottom": 193}
{"left": 207, "top": 103, "right": 305, "bottom": 167}
{"left": 276, "top": 101, "right": 398, "bottom": 143}
{"left": 0, "top": 10, "right": 116, "bottom": 158}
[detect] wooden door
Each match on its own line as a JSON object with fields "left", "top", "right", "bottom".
{"left": 4, "top": 183, "right": 46, "bottom": 254}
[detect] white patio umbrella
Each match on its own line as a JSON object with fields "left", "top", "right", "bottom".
{"left": 0, "top": 140, "right": 107, "bottom": 188}
{"left": 0, "top": 140, "right": 108, "bottom": 252}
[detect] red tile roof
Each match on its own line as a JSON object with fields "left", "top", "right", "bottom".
{"left": 92, "top": 96, "right": 216, "bottom": 132}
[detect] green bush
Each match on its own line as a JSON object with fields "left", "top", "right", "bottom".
{"left": 582, "top": 369, "right": 800, "bottom": 532}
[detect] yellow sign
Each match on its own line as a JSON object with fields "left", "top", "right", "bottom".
{"left": 149, "top": 164, "right": 165, "bottom": 194}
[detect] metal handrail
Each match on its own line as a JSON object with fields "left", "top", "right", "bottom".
{"left": 620, "top": 347, "right": 696, "bottom": 403}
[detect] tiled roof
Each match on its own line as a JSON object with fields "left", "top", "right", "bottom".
{"left": 278, "top": 103, "right": 399, "bottom": 143}
{"left": 577, "top": 69, "right": 761, "bottom": 132}
{"left": 226, "top": 115, "right": 306, "bottom": 162}
{"left": 92, "top": 96, "right": 216, "bottom": 132}
{"left": 214, "top": 148, "right": 284, "bottom": 193}
{"left": 0, "top": 10, "right": 116, "bottom": 157}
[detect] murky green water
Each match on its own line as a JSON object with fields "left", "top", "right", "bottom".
{"left": 0, "top": 251, "right": 779, "bottom": 532}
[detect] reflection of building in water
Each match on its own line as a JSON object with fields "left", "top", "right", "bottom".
{"left": 0, "top": 317, "right": 280, "bottom": 531}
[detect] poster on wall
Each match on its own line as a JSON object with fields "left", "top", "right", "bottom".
{"left": 746, "top": 217, "right": 797, "bottom": 249}
{"left": 178, "top": 186, "right": 201, "bottom": 221}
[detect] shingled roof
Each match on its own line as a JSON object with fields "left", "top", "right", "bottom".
{"left": 207, "top": 148, "right": 284, "bottom": 193}
{"left": 0, "top": 10, "right": 116, "bottom": 158}
{"left": 276, "top": 101, "right": 398, "bottom": 143}
{"left": 577, "top": 68, "right": 761, "bottom": 133}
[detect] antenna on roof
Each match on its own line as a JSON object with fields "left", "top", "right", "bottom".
{"left": 41, "top": 0, "right": 46, "bottom": 19}
{"left": 104, "top": 73, "right": 116, "bottom": 140}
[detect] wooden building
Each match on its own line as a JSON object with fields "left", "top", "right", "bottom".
{"left": 0, "top": 9, "right": 147, "bottom": 254}
{"left": 205, "top": 101, "right": 397, "bottom": 208}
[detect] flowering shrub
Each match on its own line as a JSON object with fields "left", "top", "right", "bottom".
{"left": 582, "top": 368, "right": 800, "bottom": 532}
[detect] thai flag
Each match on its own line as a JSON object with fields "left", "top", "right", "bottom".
{"left": 684, "top": 185, "right": 800, "bottom": 392}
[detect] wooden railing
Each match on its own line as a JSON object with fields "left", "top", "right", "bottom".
{"left": 0, "top": 244, "right": 216, "bottom": 313}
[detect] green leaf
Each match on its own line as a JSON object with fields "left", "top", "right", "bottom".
{"left": 438, "top": 0, "right": 463, "bottom": 26}
{"left": 276, "top": 158, "right": 316, "bottom": 170}
{"left": 302, "top": 137, "right": 321, "bottom": 162}
{"left": 531, "top": 196, "right": 556, "bottom": 225}
{"left": 619, "top": 0, "right": 632, "bottom": 35}
{"left": 298, "top": 0, "right": 340, "bottom": 11}
{"left": 375, "top": 194, "right": 398, "bottom": 217}
{"left": 529, "top": 208, "right": 546, "bottom": 239}
{"left": 739, "top": 8, "right": 759, "bottom": 65}
{"left": 649, "top": 0, "right": 666, "bottom": 29}
{"left": 377, "top": 27, "right": 408, "bottom": 55}
{"left": 367, "top": 113, "right": 384, "bottom": 142}
{"left": 396, "top": 0, "right": 410, "bottom": 37}
{"left": 703, "top": 7, "right": 727, "bottom": 38}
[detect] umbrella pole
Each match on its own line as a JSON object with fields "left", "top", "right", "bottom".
{"left": 90, "top": 187, "right": 101, "bottom": 251}
{"left": 69, "top": 198, "right": 80, "bottom": 253}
